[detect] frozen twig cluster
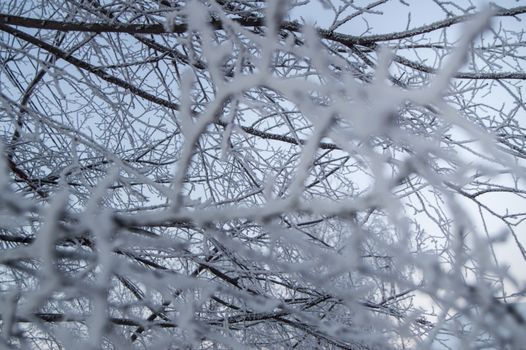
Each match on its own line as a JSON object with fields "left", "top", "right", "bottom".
{"left": 1, "top": 1, "right": 526, "bottom": 349}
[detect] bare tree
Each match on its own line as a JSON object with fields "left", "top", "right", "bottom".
{"left": 1, "top": 0, "right": 526, "bottom": 349}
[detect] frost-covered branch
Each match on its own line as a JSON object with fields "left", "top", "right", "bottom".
{"left": 1, "top": 1, "right": 526, "bottom": 349}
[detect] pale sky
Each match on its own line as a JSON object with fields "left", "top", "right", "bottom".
{"left": 294, "top": 0, "right": 526, "bottom": 299}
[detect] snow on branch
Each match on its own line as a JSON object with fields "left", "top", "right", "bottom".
{"left": 1, "top": 1, "right": 526, "bottom": 349}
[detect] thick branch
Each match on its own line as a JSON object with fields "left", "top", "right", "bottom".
{"left": 0, "top": 23, "right": 341, "bottom": 150}
{"left": 2, "top": 4, "right": 526, "bottom": 44}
